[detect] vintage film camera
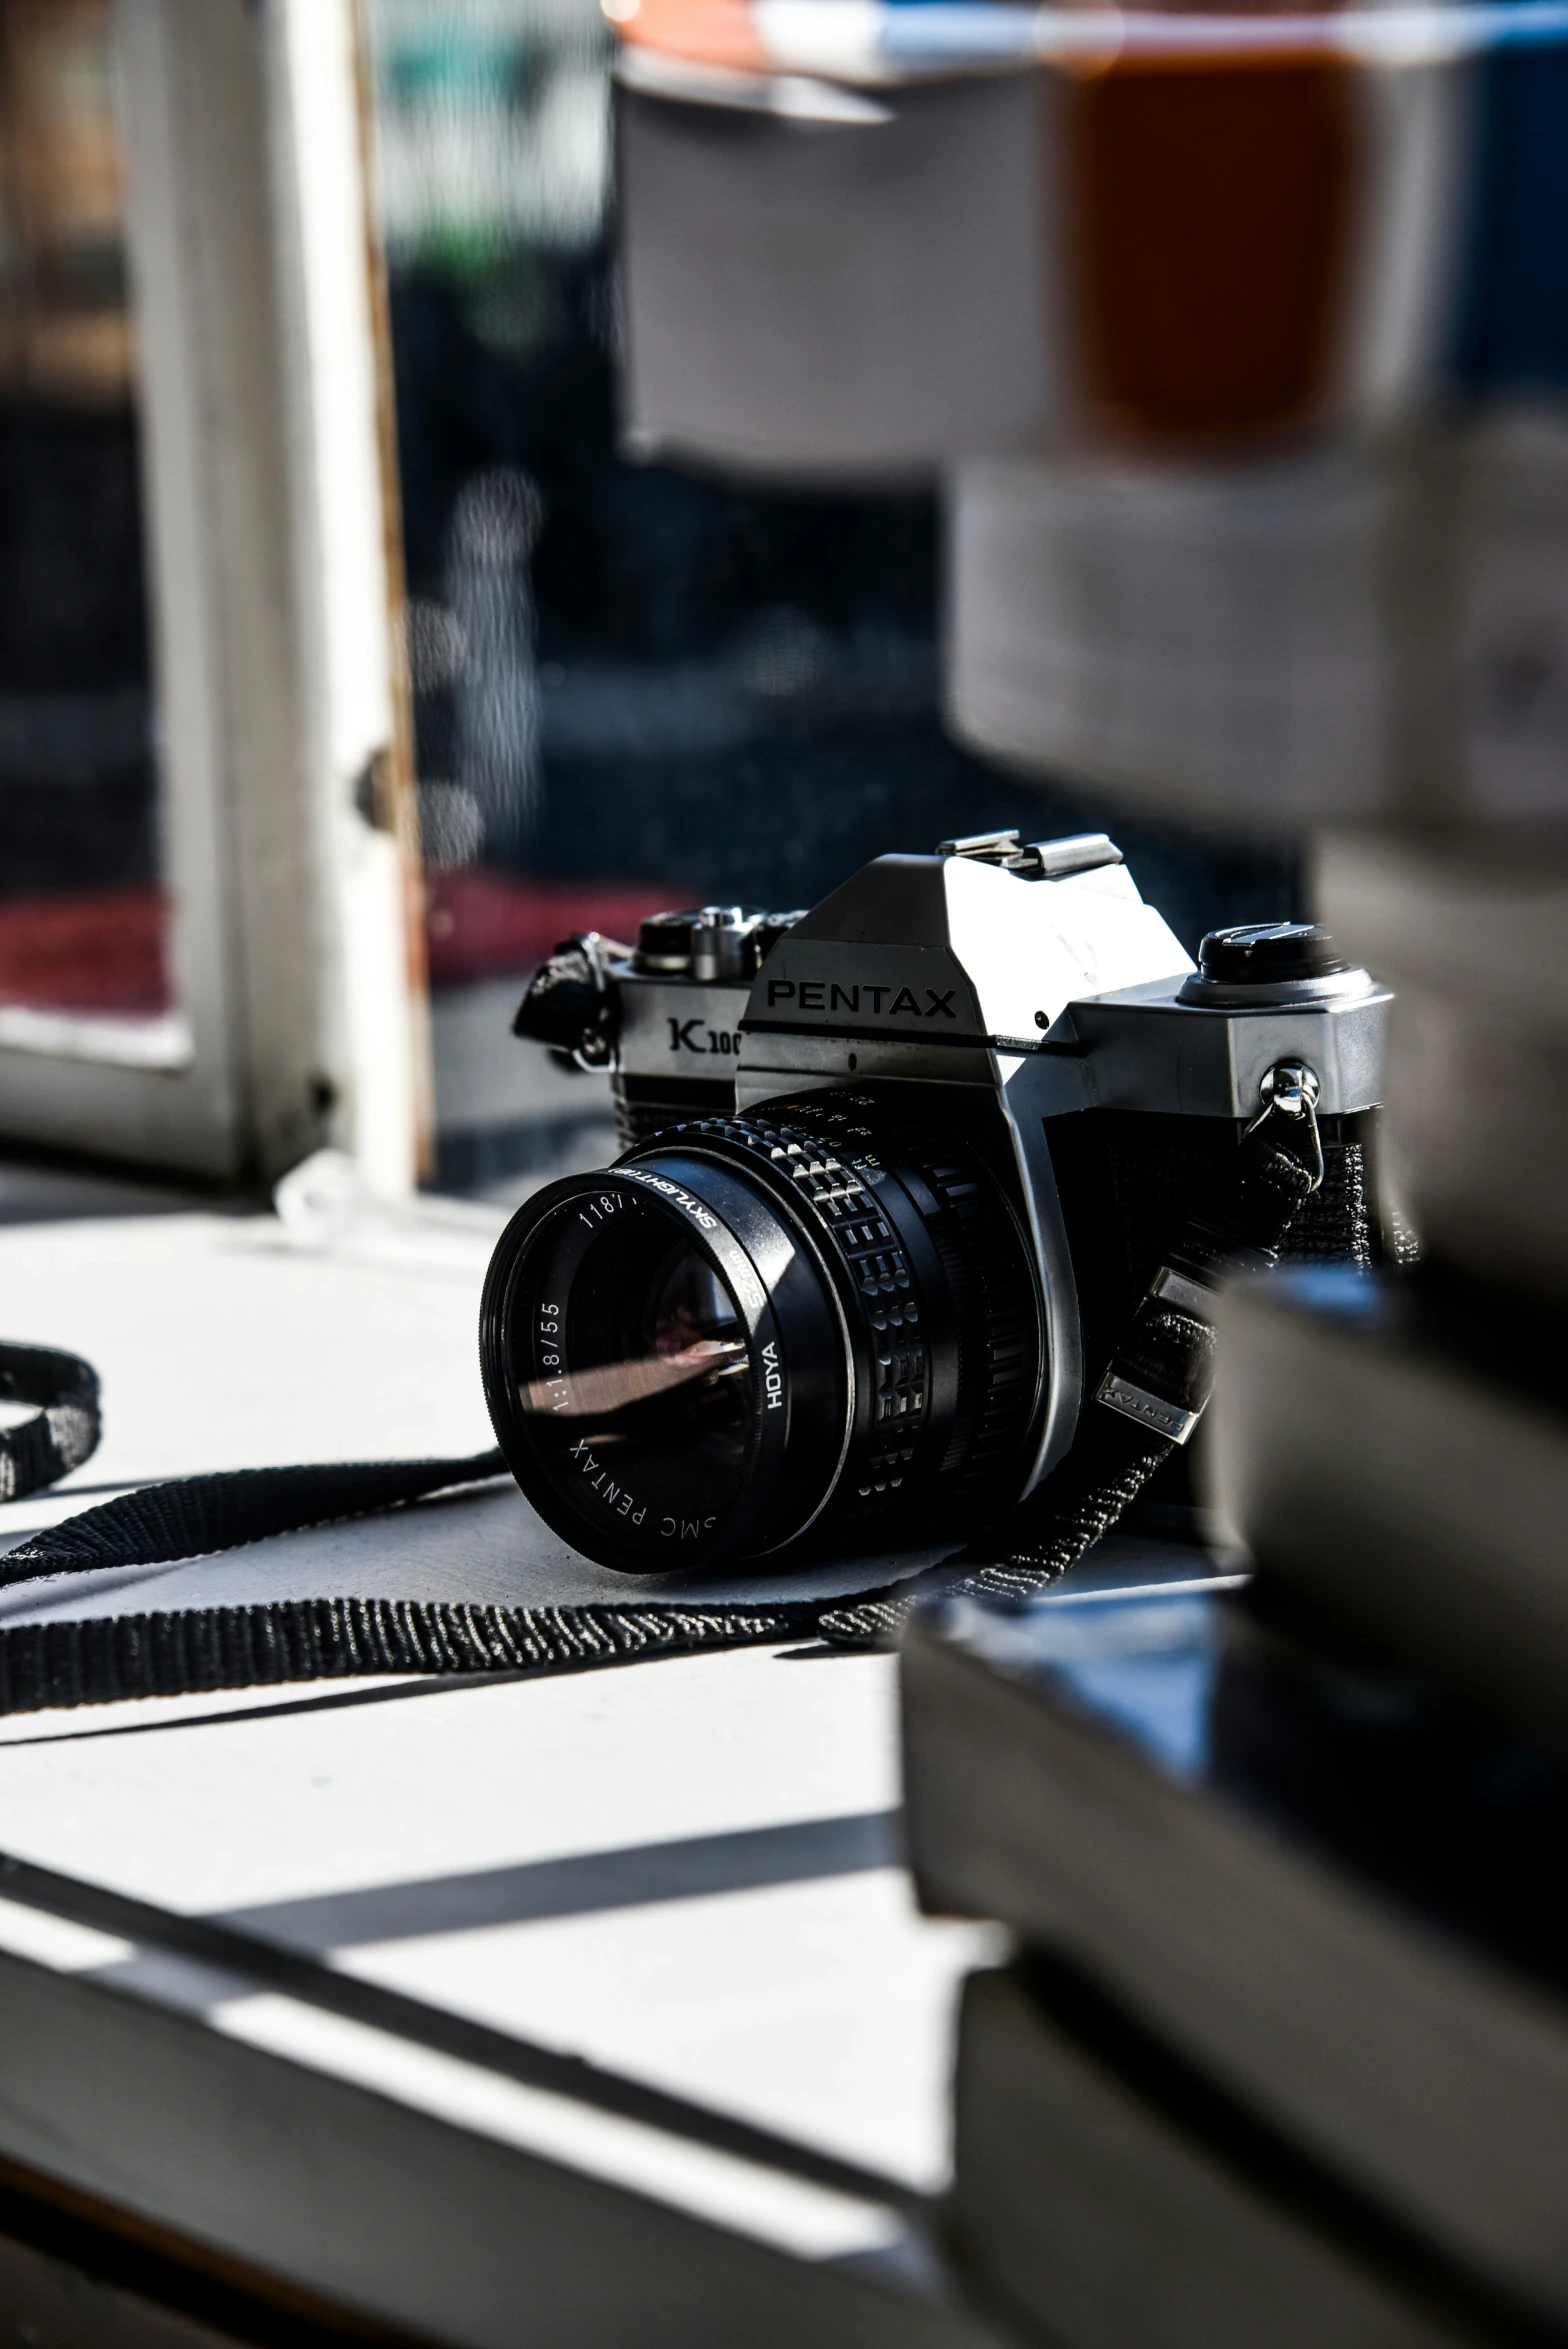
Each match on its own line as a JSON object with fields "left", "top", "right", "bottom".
{"left": 485, "top": 830, "right": 1390, "bottom": 1573}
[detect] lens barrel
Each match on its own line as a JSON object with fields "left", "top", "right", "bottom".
{"left": 480, "top": 1089, "right": 1042, "bottom": 1574}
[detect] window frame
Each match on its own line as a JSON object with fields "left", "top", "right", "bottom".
{"left": 0, "top": 0, "right": 428, "bottom": 1190}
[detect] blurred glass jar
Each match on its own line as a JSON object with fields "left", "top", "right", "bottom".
{"left": 612, "top": 0, "right": 1568, "bottom": 475}
{"left": 615, "top": 0, "right": 1568, "bottom": 820}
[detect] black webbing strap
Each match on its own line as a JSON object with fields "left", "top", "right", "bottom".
{"left": 0, "top": 1098, "right": 1324, "bottom": 1714}
{"left": 0, "top": 1343, "right": 100, "bottom": 1506}
{"left": 0, "top": 1588, "right": 827, "bottom": 1717}
{"left": 4, "top": 1453, "right": 509, "bottom": 1581}
{"left": 816, "top": 1089, "right": 1325, "bottom": 1645}
{"left": 0, "top": 1448, "right": 824, "bottom": 1713}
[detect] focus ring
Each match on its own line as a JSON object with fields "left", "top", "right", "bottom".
{"left": 668, "top": 1116, "right": 930, "bottom": 1504}
{"left": 911, "top": 1150, "right": 1036, "bottom": 1502}
{"left": 641, "top": 1091, "right": 1041, "bottom": 1542}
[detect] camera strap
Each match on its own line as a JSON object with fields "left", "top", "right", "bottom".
{"left": 0, "top": 1093, "right": 1325, "bottom": 1715}
{"left": 0, "top": 1442, "right": 826, "bottom": 1714}
{"left": 815, "top": 1078, "right": 1329, "bottom": 1645}
{"left": 0, "top": 1343, "right": 101, "bottom": 1504}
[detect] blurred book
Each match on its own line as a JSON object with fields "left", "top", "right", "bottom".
{"left": 1316, "top": 825, "right": 1568, "bottom": 1303}
{"left": 949, "top": 418, "right": 1568, "bottom": 826}
{"left": 1211, "top": 1264, "right": 1568, "bottom": 1744}
{"left": 950, "top": 1962, "right": 1484, "bottom": 2349}
{"left": 902, "top": 1579, "right": 1568, "bottom": 2331}
{"left": 617, "top": 67, "right": 1055, "bottom": 479}
{"left": 949, "top": 444, "right": 1391, "bottom": 821}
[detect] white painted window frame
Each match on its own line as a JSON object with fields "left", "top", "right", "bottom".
{"left": 0, "top": 0, "right": 429, "bottom": 1193}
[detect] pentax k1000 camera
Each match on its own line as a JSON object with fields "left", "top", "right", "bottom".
{"left": 481, "top": 830, "right": 1391, "bottom": 1574}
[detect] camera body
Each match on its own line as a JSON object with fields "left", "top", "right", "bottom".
{"left": 488, "top": 831, "right": 1389, "bottom": 1574}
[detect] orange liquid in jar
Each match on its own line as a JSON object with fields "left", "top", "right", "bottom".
{"left": 1064, "top": 45, "right": 1359, "bottom": 445}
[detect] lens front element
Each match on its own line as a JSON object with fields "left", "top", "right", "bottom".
{"left": 481, "top": 1160, "right": 846, "bottom": 1571}
{"left": 517, "top": 1198, "right": 754, "bottom": 1543}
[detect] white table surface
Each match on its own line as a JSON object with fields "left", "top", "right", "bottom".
{"left": 0, "top": 1195, "right": 1011, "bottom": 2335}
{"left": 0, "top": 1187, "right": 1207, "bottom": 2343}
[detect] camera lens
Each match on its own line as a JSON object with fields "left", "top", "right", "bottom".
{"left": 480, "top": 1091, "right": 1042, "bottom": 1574}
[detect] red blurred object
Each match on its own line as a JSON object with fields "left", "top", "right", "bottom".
{"left": 0, "top": 875, "right": 693, "bottom": 1015}
{"left": 424, "top": 869, "right": 687, "bottom": 989}
{"left": 0, "top": 886, "right": 171, "bottom": 1016}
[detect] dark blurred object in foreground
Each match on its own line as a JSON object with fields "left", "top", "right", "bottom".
{"left": 905, "top": 1577, "right": 1568, "bottom": 2340}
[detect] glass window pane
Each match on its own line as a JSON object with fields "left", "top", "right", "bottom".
{"left": 0, "top": 0, "right": 179, "bottom": 1061}
{"left": 365, "top": 0, "right": 1300, "bottom": 1204}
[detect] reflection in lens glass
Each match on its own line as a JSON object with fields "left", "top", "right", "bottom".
{"left": 518, "top": 1246, "right": 747, "bottom": 1418}
{"left": 515, "top": 1211, "right": 758, "bottom": 1541}
{"left": 515, "top": 1342, "right": 742, "bottom": 1419}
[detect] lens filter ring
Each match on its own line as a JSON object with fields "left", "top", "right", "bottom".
{"left": 479, "top": 1157, "right": 847, "bottom": 1572}
{"left": 481, "top": 1088, "right": 1045, "bottom": 1576}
